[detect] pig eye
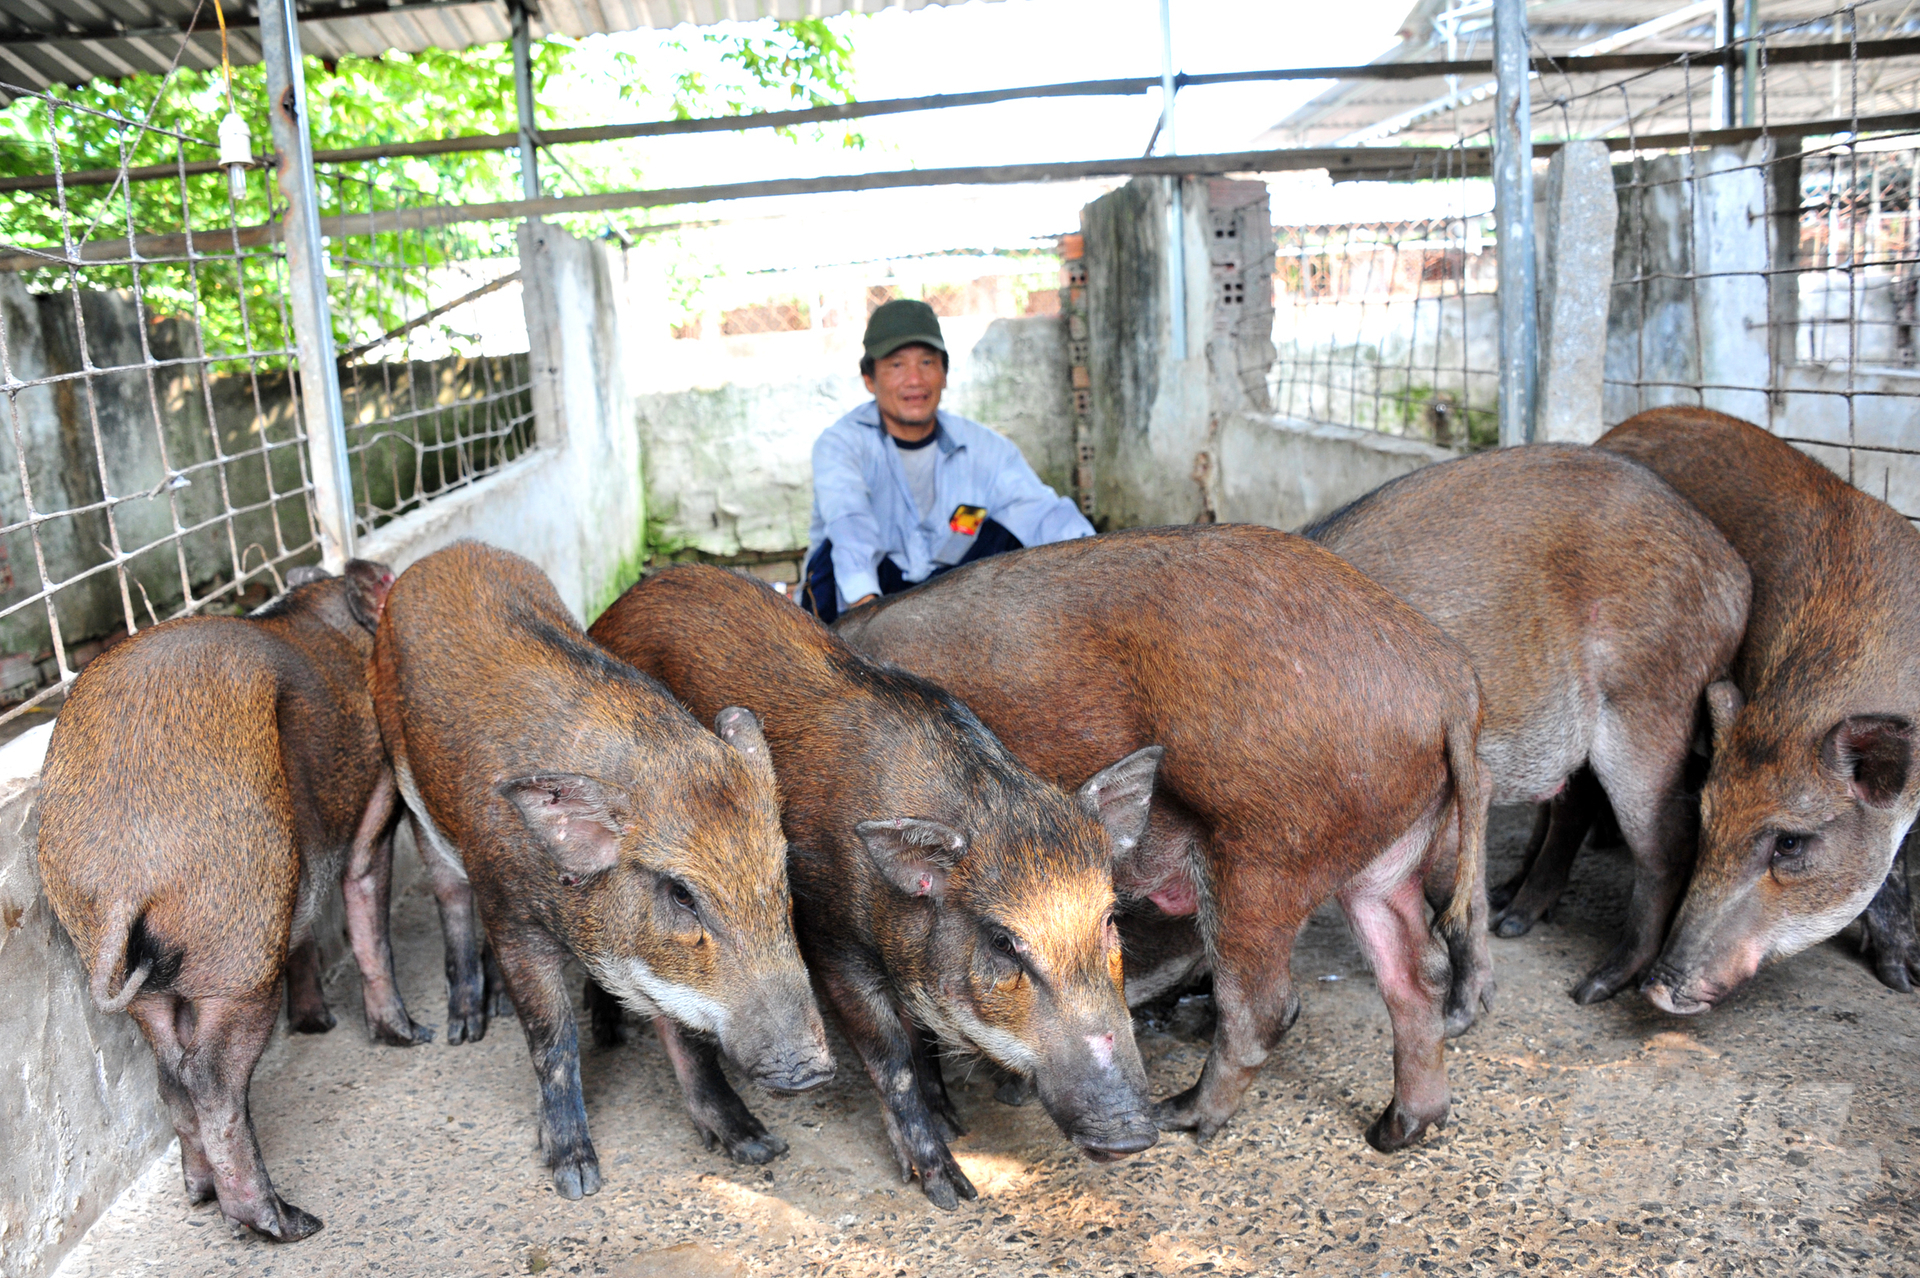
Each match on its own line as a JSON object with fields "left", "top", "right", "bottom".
{"left": 667, "top": 879, "right": 698, "bottom": 914}
{"left": 1771, "top": 833, "right": 1808, "bottom": 865}
{"left": 989, "top": 931, "right": 1020, "bottom": 961}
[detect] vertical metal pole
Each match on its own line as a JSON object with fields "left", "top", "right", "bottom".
{"left": 260, "top": 0, "right": 354, "bottom": 566}
{"left": 1728, "top": 0, "right": 1743, "bottom": 128}
{"left": 1492, "top": 0, "right": 1537, "bottom": 446}
{"left": 1741, "top": 0, "right": 1759, "bottom": 127}
{"left": 1159, "top": 0, "right": 1186, "bottom": 361}
{"left": 511, "top": 0, "right": 540, "bottom": 201}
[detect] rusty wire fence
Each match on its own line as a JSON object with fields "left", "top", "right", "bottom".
{"left": 0, "top": 85, "right": 537, "bottom": 731}
{"left": 319, "top": 164, "right": 534, "bottom": 536}
{"left": 1588, "top": 1, "right": 1920, "bottom": 521}
{"left": 1271, "top": 211, "right": 1502, "bottom": 448}
{"left": 0, "top": 79, "right": 319, "bottom": 729}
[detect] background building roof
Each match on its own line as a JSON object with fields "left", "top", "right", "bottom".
{"left": 1255, "top": 0, "right": 1920, "bottom": 147}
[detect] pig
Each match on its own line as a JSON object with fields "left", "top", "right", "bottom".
{"left": 1304, "top": 444, "right": 1751, "bottom": 1003}
{"left": 1597, "top": 407, "right": 1920, "bottom": 1009}
{"left": 835, "top": 524, "right": 1491, "bottom": 1151}
{"left": 37, "top": 560, "right": 423, "bottom": 1242}
{"left": 589, "top": 564, "right": 1163, "bottom": 1209}
{"left": 370, "top": 542, "right": 832, "bottom": 1198}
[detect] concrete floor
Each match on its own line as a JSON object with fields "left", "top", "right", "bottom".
{"left": 54, "top": 809, "right": 1920, "bottom": 1278}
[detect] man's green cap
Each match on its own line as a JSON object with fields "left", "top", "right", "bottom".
{"left": 863, "top": 298, "right": 946, "bottom": 361}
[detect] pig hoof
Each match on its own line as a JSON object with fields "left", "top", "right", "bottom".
{"left": 1493, "top": 912, "right": 1535, "bottom": 939}
{"left": 726, "top": 1132, "right": 788, "bottom": 1165}
{"left": 1571, "top": 974, "right": 1625, "bottom": 1005}
{"left": 242, "top": 1199, "right": 323, "bottom": 1243}
{"left": 1365, "top": 1102, "right": 1443, "bottom": 1153}
{"left": 288, "top": 1005, "right": 336, "bottom": 1034}
{"left": 443, "top": 1009, "right": 488, "bottom": 1045}
{"left": 1487, "top": 879, "right": 1520, "bottom": 912}
{"left": 371, "top": 1016, "right": 435, "bottom": 1047}
{"left": 917, "top": 1156, "right": 977, "bottom": 1211}
{"left": 550, "top": 1156, "right": 602, "bottom": 1200}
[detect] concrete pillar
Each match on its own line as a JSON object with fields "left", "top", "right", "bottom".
{"left": 1534, "top": 141, "right": 1619, "bottom": 443}
{"left": 1602, "top": 139, "right": 1775, "bottom": 427}
{"left": 1082, "top": 176, "right": 1268, "bottom": 528}
{"left": 1693, "top": 140, "right": 1773, "bottom": 423}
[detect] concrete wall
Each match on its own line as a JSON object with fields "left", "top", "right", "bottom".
{"left": 628, "top": 314, "right": 1073, "bottom": 562}
{"left": 1082, "top": 176, "right": 1218, "bottom": 529}
{"left": 1214, "top": 412, "right": 1453, "bottom": 531}
{"left": 0, "top": 220, "right": 644, "bottom": 1278}
{"left": 0, "top": 723, "right": 167, "bottom": 1278}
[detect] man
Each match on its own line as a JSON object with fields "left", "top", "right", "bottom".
{"left": 802, "top": 299, "right": 1094, "bottom": 622}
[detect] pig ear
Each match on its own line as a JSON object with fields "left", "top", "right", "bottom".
{"left": 342, "top": 558, "right": 397, "bottom": 633}
{"left": 856, "top": 818, "right": 966, "bottom": 900}
{"left": 714, "top": 705, "right": 776, "bottom": 785}
{"left": 1075, "top": 746, "right": 1163, "bottom": 869}
{"left": 499, "top": 773, "right": 630, "bottom": 881}
{"left": 1705, "top": 681, "right": 1743, "bottom": 754}
{"left": 1821, "top": 715, "right": 1915, "bottom": 809}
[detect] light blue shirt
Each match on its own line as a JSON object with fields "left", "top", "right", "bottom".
{"left": 807, "top": 401, "right": 1094, "bottom": 610}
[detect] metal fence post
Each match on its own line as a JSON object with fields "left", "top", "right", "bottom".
{"left": 511, "top": 0, "right": 541, "bottom": 201}
{"left": 1492, "top": 0, "right": 1538, "bottom": 447}
{"left": 260, "top": 0, "right": 356, "bottom": 567}
{"left": 1158, "top": 0, "right": 1186, "bottom": 361}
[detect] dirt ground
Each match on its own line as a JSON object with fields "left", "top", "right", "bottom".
{"left": 54, "top": 809, "right": 1920, "bottom": 1278}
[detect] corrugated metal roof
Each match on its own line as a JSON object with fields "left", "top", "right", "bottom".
{"left": 0, "top": 0, "right": 984, "bottom": 98}
{"left": 1256, "top": 0, "right": 1920, "bottom": 147}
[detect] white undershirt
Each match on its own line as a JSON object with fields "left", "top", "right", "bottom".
{"left": 894, "top": 437, "right": 939, "bottom": 520}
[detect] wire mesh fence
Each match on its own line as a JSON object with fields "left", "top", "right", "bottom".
{"left": 1591, "top": 2, "right": 1920, "bottom": 521}
{"left": 1271, "top": 213, "right": 1501, "bottom": 448}
{"left": 0, "top": 88, "right": 539, "bottom": 730}
{"left": 0, "top": 80, "right": 318, "bottom": 729}
{"left": 318, "top": 163, "right": 534, "bottom": 536}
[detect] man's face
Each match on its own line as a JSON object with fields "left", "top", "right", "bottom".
{"left": 864, "top": 344, "right": 946, "bottom": 431}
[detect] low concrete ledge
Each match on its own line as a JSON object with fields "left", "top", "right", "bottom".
{"left": 0, "top": 722, "right": 172, "bottom": 1278}
{"left": 1214, "top": 412, "right": 1452, "bottom": 532}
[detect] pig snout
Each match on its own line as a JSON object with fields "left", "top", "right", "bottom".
{"left": 1640, "top": 967, "right": 1717, "bottom": 1016}
{"left": 1035, "top": 1025, "right": 1158, "bottom": 1163}
{"left": 723, "top": 982, "right": 835, "bottom": 1094}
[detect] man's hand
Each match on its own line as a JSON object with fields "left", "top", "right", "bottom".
{"left": 852, "top": 594, "right": 877, "bottom": 608}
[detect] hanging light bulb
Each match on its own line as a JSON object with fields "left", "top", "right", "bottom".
{"left": 218, "top": 111, "right": 252, "bottom": 202}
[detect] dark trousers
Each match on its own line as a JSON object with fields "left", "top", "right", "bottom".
{"left": 802, "top": 519, "right": 1023, "bottom": 624}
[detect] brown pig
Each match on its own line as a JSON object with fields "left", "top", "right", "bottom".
{"left": 590, "top": 564, "right": 1163, "bottom": 1210}
{"left": 37, "top": 560, "right": 423, "bottom": 1243}
{"left": 370, "top": 541, "right": 831, "bottom": 1199}
{"left": 1305, "top": 444, "right": 1751, "bottom": 1003}
{"left": 835, "top": 524, "right": 1491, "bottom": 1151}
{"left": 1598, "top": 408, "right": 1920, "bottom": 1008}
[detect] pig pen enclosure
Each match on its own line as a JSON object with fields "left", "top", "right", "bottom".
{"left": 5, "top": 1, "right": 1920, "bottom": 1276}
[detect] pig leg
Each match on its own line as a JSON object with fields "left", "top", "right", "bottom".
{"left": 1575, "top": 721, "right": 1696, "bottom": 1004}
{"left": 583, "top": 976, "right": 628, "bottom": 1047}
{"left": 282, "top": 935, "right": 335, "bottom": 1034}
{"left": 175, "top": 986, "right": 323, "bottom": 1241}
{"left": 816, "top": 961, "right": 976, "bottom": 1209}
{"left": 409, "top": 812, "right": 490, "bottom": 1044}
{"left": 651, "top": 1014, "right": 789, "bottom": 1163}
{"left": 1150, "top": 854, "right": 1307, "bottom": 1140}
{"left": 1493, "top": 773, "right": 1599, "bottom": 938}
{"left": 1857, "top": 834, "right": 1920, "bottom": 992}
{"left": 1488, "top": 802, "right": 1552, "bottom": 913}
{"left": 1341, "top": 870, "right": 1452, "bottom": 1151}
{"left": 492, "top": 929, "right": 600, "bottom": 1198}
{"left": 344, "top": 773, "right": 433, "bottom": 1046}
{"left": 905, "top": 1018, "right": 968, "bottom": 1141}
{"left": 128, "top": 993, "right": 217, "bottom": 1206}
